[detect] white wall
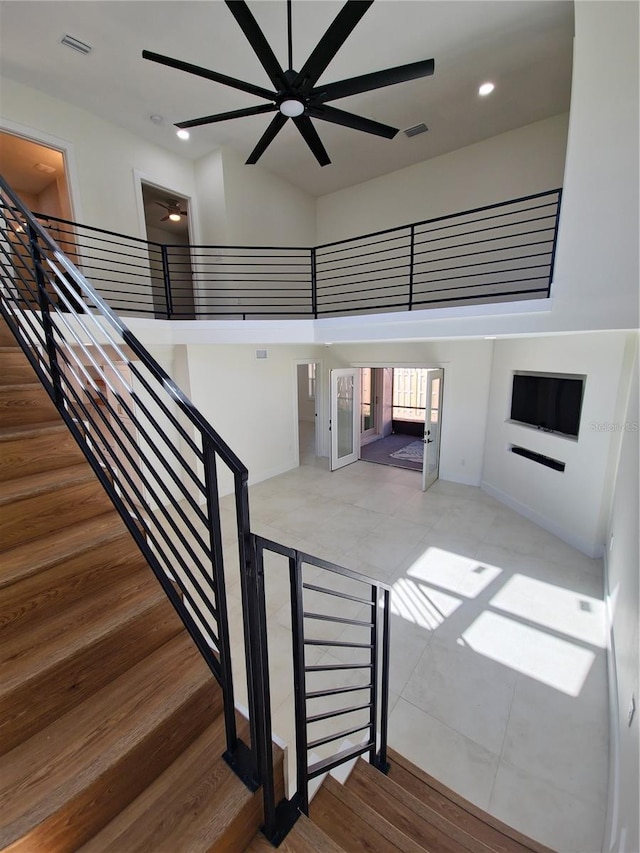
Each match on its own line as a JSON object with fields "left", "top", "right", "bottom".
{"left": 214, "top": 147, "right": 316, "bottom": 248}
{"left": 0, "top": 79, "right": 198, "bottom": 241}
{"left": 316, "top": 114, "right": 568, "bottom": 245}
{"left": 325, "top": 339, "right": 494, "bottom": 486}
{"left": 482, "top": 331, "right": 632, "bottom": 557}
{"left": 182, "top": 342, "right": 324, "bottom": 494}
{"left": 604, "top": 337, "right": 639, "bottom": 853}
{"left": 551, "top": 0, "right": 639, "bottom": 333}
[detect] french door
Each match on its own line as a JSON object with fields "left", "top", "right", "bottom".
{"left": 422, "top": 369, "right": 444, "bottom": 491}
{"left": 330, "top": 368, "right": 360, "bottom": 471}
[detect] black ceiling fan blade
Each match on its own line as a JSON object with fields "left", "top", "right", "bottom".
{"left": 292, "top": 115, "right": 331, "bottom": 166}
{"left": 225, "top": 0, "right": 287, "bottom": 89}
{"left": 293, "top": 0, "right": 374, "bottom": 92}
{"left": 142, "top": 50, "right": 275, "bottom": 101}
{"left": 313, "top": 58, "right": 435, "bottom": 103}
{"left": 176, "top": 103, "right": 277, "bottom": 129}
{"left": 246, "top": 112, "right": 288, "bottom": 164}
{"left": 308, "top": 104, "right": 398, "bottom": 139}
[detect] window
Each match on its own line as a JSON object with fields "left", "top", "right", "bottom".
{"left": 307, "top": 363, "right": 316, "bottom": 400}
{"left": 392, "top": 368, "right": 429, "bottom": 422}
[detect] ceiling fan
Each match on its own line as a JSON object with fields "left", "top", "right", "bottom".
{"left": 143, "top": 0, "right": 435, "bottom": 167}
{"left": 156, "top": 200, "right": 188, "bottom": 222}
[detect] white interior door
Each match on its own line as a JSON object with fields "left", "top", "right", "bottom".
{"left": 330, "top": 368, "right": 360, "bottom": 471}
{"left": 422, "top": 369, "right": 444, "bottom": 491}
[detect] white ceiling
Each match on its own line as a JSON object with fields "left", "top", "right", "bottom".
{"left": 0, "top": 1, "right": 574, "bottom": 197}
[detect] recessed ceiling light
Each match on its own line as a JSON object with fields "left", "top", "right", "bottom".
{"left": 176, "top": 128, "right": 190, "bottom": 140}
{"left": 478, "top": 82, "right": 495, "bottom": 97}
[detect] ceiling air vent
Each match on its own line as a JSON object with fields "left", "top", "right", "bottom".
{"left": 404, "top": 123, "right": 429, "bottom": 138}
{"left": 60, "top": 34, "right": 92, "bottom": 55}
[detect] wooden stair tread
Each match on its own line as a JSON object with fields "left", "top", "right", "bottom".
{"left": 0, "top": 569, "right": 181, "bottom": 753}
{"left": 0, "top": 632, "right": 220, "bottom": 850}
{"left": 310, "top": 774, "right": 424, "bottom": 853}
{"left": 79, "top": 716, "right": 264, "bottom": 853}
{"left": 346, "top": 759, "right": 482, "bottom": 853}
{"left": 0, "top": 461, "right": 95, "bottom": 505}
{"left": 0, "top": 420, "right": 70, "bottom": 440}
{"left": 247, "top": 813, "right": 346, "bottom": 852}
{"left": 387, "top": 748, "right": 555, "bottom": 853}
{"left": 0, "top": 510, "right": 133, "bottom": 589}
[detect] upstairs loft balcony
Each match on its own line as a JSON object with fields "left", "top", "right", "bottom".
{"left": 2, "top": 188, "right": 561, "bottom": 323}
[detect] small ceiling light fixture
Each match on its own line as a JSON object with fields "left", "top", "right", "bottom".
{"left": 34, "top": 162, "right": 56, "bottom": 174}
{"left": 150, "top": 114, "right": 164, "bottom": 125}
{"left": 176, "top": 128, "right": 190, "bottom": 140}
{"left": 279, "top": 98, "right": 305, "bottom": 118}
{"left": 478, "top": 82, "right": 495, "bottom": 97}
{"left": 60, "top": 34, "right": 92, "bottom": 55}
{"left": 168, "top": 212, "right": 181, "bottom": 222}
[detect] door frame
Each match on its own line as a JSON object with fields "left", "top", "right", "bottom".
{"left": 351, "top": 361, "right": 447, "bottom": 485}
{"left": 134, "top": 171, "right": 199, "bottom": 318}
{"left": 0, "top": 119, "right": 83, "bottom": 223}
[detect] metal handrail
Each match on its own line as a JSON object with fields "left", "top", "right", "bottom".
{"left": 5, "top": 187, "right": 562, "bottom": 320}
{"left": 0, "top": 176, "right": 262, "bottom": 791}
{"left": 0, "top": 175, "right": 394, "bottom": 844}
{"left": 253, "top": 535, "right": 391, "bottom": 823}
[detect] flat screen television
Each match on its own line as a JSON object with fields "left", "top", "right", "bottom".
{"left": 510, "top": 372, "right": 585, "bottom": 437}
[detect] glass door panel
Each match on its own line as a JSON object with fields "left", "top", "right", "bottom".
{"left": 331, "top": 368, "right": 360, "bottom": 470}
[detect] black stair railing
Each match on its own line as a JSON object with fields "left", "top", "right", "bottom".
{"left": 7, "top": 187, "right": 562, "bottom": 320}
{"left": 0, "top": 177, "right": 260, "bottom": 789}
{"left": 0, "top": 176, "right": 393, "bottom": 843}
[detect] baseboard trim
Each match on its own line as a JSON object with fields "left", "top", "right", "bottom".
{"left": 480, "top": 480, "right": 603, "bottom": 558}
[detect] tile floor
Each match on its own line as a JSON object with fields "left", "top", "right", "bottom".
{"left": 172, "top": 423, "right": 609, "bottom": 853}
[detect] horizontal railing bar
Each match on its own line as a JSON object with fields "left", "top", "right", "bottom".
{"left": 316, "top": 188, "right": 561, "bottom": 249}
{"left": 306, "top": 723, "right": 371, "bottom": 751}
{"left": 305, "top": 663, "right": 373, "bottom": 672}
{"left": 307, "top": 742, "right": 374, "bottom": 780}
{"left": 302, "top": 582, "right": 375, "bottom": 606}
{"left": 303, "top": 612, "right": 373, "bottom": 627}
{"left": 305, "top": 683, "right": 373, "bottom": 700}
{"left": 307, "top": 702, "right": 373, "bottom": 725}
{"left": 304, "top": 639, "right": 373, "bottom": 649}
{"left": 413, "top": 237, "right": 554, "bottom": 265}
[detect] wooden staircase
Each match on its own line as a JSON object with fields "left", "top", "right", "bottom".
{"left": 0, "top": 317, "right": 554, "bottom": 852}
{"left": 0, "top": 319, "right": 281, "bottom": 852}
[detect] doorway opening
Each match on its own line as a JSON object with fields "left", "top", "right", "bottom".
{"left": 346, "top": 366, "right": 444, "bottom": 490}
{"left": 296, "top": 361, "right": 321, "bottom": 465}
{"left": 140, "top": 181, "right": 195, "bottom": 319}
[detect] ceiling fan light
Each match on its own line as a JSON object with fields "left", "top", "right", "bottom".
{"left": 168, "top": 212, "right": 182, "bottom": 222}
{"left": 478, "top": 82, "right": 495, "bottom": 97}
{"left": 279, "top": 99, "right": 304, "bottom": 118}
{"left": 176, "top": 128, "right": 190, "bottom": 140}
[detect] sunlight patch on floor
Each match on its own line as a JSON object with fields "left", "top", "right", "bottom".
{"left": 461, "top": 611, "right": 595, "bottom": 696}
{"left": 390, "top": 576, "right": 461, "bottom": 630}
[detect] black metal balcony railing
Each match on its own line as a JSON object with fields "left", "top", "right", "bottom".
{"left": 3, "top": 188, "right": 562, "bottom": 321}
{"left": 0, "top": 175, "right": 392, "bottom": 844}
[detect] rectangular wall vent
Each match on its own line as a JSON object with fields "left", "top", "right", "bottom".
{"left": 60, "top": 34, "right": 93, "bottom": 55}
{"left": 404, "top": 123, "right": 429, "bottom": 138}
{"left": 256, "top": 349, "right": 267, "bottom": 359}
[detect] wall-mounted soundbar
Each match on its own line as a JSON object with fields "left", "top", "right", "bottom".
{"left": 510, "top": 444, "right": 565, "bottom": 471}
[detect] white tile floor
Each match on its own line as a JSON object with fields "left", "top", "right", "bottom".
{"left": 169, "top": 422, "right": 609, "bottom": 853}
